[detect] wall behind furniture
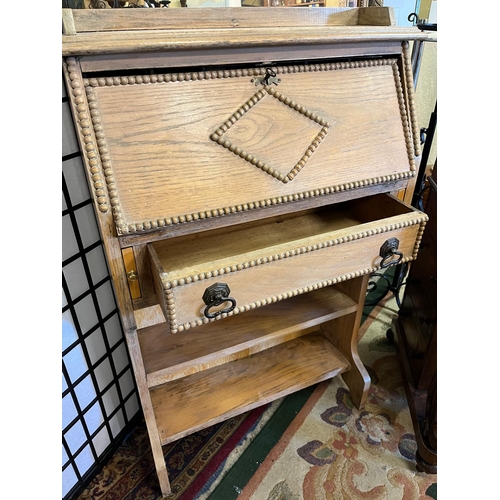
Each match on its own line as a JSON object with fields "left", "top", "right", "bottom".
{"left": 415, "top": 35, "right": 437, "bottom": 168}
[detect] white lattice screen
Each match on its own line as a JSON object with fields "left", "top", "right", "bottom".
{"left": 62, "top": 73, "right": 140, "bottom": 500}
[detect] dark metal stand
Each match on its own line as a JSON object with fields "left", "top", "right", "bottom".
{"left": 365, "top": 263, "right": 409, "bottom": 308}
{"left": 412, "top": 102, "right": 437, "bottom": 211}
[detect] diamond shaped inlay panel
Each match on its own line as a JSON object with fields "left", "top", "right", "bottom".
{"left": 210, "top": 87, "right": 330, "bottom": 184}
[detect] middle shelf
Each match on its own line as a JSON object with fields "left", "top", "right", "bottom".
{"left": 138, "top": 284, "right": 358, "bottom": 388}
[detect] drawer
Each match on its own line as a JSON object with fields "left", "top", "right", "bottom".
{"left": 148, "top": 194, "right": 427, "bottom": 333}
{"left": 84, "top": 58, "right": 417, "bottom": 235}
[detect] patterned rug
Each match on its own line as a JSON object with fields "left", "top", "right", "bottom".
{"left": 76, "top": 294, "right": 437, "bottom": 500}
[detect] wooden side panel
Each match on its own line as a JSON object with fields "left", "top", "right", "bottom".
{"left": 64, "top": 56, "right": 172, "bottom": 496}
{"left": 320, "top": 274, "right": 371, "bottom": 409}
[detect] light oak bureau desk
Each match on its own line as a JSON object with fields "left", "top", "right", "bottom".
{"left": 62, "top": 7, "right": 429, "bottom": 495}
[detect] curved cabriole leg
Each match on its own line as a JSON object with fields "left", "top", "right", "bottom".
{"left": 319, "top": 275, "right": 371, "bottom": 410}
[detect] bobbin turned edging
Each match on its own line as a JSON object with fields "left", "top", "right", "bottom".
{"left": 152, "top": 214, "right": 427, "bottom": 333}
{"left": 66, "top": 52, "right": 419, "bottom": 236}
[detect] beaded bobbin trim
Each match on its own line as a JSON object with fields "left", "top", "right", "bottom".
{"left": 81, "top": 58, "right": 418, "bottom": 235}
{"left": 160, "top": 216, "right": 428, "bottom": 333}
{"left": 65, "top": 57, "right": 110, "bottom": 214}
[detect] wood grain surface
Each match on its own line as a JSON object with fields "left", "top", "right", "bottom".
{"left": 149, "top": 194, "right": 426, "bottom": 332}
{"left": 88, "top": 61, "right": 413, "bottom": 233}
{"left": 138, "top": 285, "right": 357, "bottom": 386}
{"left": 150, "top": 332, "right": 350, "bottom": 444}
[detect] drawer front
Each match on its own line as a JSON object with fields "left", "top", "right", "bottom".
{"left": 152, "top": 216, "right": 426, "bottom": 333}
{"left": 84, "top": 57, "right": 417, "bottom": 235}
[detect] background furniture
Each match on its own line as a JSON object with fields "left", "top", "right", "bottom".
{"left": 62, "top": 7, "right": 429, "bottom": 495}
{"left": 388, "top": 14, "right": 437, "bottom": 473}
{"left": 390, "top": 162, "right": 437, "bottom": 473}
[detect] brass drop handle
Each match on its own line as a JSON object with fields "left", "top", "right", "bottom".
{"left": 379, "top": 237, "right": 403, "bottom": 268}
{"left": 202, "top": 282, "right": 237, "bottom": 319}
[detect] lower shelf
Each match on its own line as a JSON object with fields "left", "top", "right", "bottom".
{"left": 150, "top": 332, "right": 350, "bottom": 445}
